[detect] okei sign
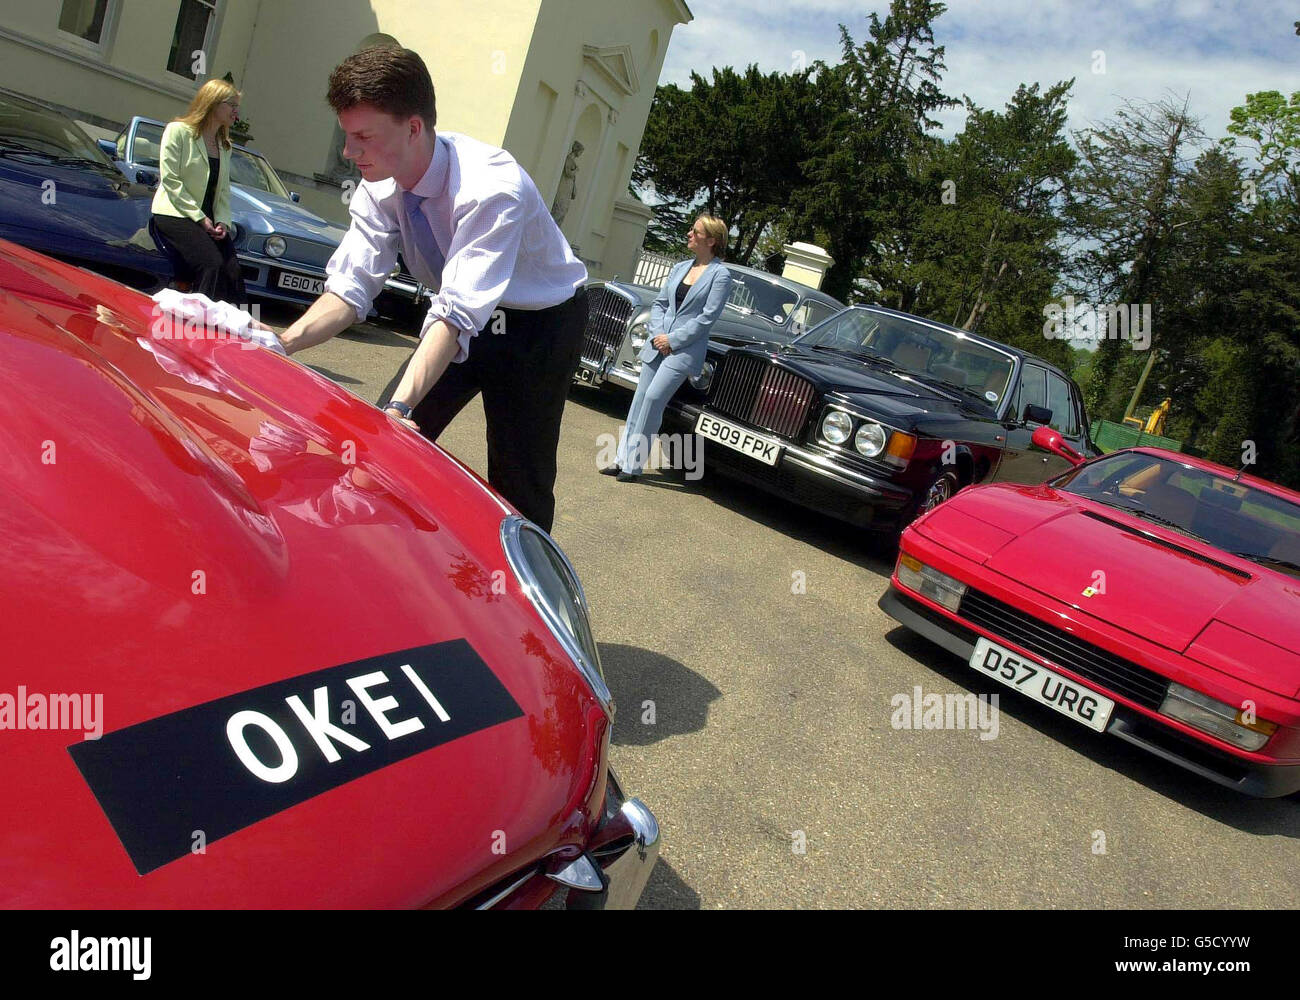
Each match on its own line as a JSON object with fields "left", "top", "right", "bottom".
{"left": 69, "top": 640, "right": 522, "bottom": 874}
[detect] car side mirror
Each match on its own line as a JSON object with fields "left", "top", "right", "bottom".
{"left": 1031, "top": 426, "right": 1086, "bottom": 467}
{"left": 290, "top": 192, "right": 300, "bottom": 203}
{"left": 1023, "top": 403, "right": 1053, "bottom": 425}
{"left": 97, "top": 139, "right": 116, "bottom": 158}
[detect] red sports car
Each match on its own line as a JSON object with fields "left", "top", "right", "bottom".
{"left": 879, "top": 427, "right": 1300, "bottom": 797}
{"left": 0, "top": 238, "right": 658, "bottom": 907}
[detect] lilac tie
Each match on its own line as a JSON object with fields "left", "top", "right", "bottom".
{"left": 402, "top": 190, "right": 445, "bottom": 279}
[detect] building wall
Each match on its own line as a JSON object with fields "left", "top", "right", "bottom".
{"left": 0, "top": 0, "right": 691, "bottom": 269}
{"left": 506, "top": 0, "right": 689, "bottom": 276}
{"left": 0, "top": 0, "right": 258, "bottom": 129}
{"left": 237, "top": 0, "right": 543, "bottom": 223}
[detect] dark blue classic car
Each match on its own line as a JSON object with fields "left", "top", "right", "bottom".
{"left": 104, "top": 116, "right": 425, "bottom": 316}
{"left": 0, "top": 89, "right": 170, "bottom": 291}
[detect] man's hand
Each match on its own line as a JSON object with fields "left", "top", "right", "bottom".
{"left": 384, "top": 406, "right": 420, "bottom": 431}
{"left": 212, "top": 222, "right": 228, "bottom": 240}
{"left": 200, "top": 217, "right": 220, "bottom": 239}
{"left": 279, "top": 291, "right": 359, "bottom": 355}
{"left": 653, "top": 334, "right": 671, "bottom": 355}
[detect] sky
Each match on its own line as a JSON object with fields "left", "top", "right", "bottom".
{"left": 658, "top": 0, "right": 1299, "bottom": 144}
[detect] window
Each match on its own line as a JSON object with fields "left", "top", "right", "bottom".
{"left": 791, "top": 300, "right": 837, "bottom": 335}
{"left": 1046, "top": 372, "right": 1079, "bottom": 436}
{"left": 1016, "top": 365, "right": 1047, "bottom": 422}
{"left": 58, "top": 0, "right": 111, "bottom": 46}
{"left": 130, "top": 121, "right": 164, "bottom": 167}
{"left": 166, "top": 0, "right": 217, "bottom": 80}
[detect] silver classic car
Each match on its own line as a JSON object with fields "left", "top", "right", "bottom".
{"left": 575, "top": 261, "right": 845, "bottom": 394}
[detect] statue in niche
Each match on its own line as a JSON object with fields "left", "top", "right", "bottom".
{"left": 550, "top": 141, "right": 584, "bottom": 227}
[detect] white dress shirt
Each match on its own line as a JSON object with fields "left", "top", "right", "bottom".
{"left": 325, "top": 131, "right": 588, "bottom": 362}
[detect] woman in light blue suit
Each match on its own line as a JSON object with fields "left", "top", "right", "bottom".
{"left": 604, "top": 215, "right": 732, "bottom": 481}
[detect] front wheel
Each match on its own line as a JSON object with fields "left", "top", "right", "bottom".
{"left": 916, "top": 469, "right": 959, "bottom": 518}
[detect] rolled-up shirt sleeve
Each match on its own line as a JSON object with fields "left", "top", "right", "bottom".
{"left": 423, "top": 183, "right": 527, "bottom": 362}
{"left": 324, "top": 184, "right": 400, "bottom": 322}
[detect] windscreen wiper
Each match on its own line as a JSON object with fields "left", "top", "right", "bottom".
{"left": 1230, "top": 551, "right": 1300, "bottom": 574}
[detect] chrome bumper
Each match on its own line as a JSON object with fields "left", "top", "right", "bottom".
{"left": 574, "top": 353, "right": 641, "bottom": 391}
{"left": 561, "top": 770, "right": 660, "bottom": 910}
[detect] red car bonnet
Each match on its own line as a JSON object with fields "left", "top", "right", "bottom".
{"left": 0, "top": 240, "right": 608, "bottom": 907}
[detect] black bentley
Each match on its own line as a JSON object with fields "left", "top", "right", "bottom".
{"left": 663, "top": 304, "right": 1098, "bottom": 536}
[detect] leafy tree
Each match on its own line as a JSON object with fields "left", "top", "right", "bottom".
{"left": 633, "top": 65, "right": 831, "bottom": 265}
{"left": 789, "top": 0, "right": 956, "bottom": 301}
{"left": 1064, "top": 97, "right": 1206, "bottom": 419}
{"left": 879, "top": 81, "right": 1076, "bottom": 368}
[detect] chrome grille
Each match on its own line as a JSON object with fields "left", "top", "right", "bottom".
{"left": 709, "top": 354, "right": 816, "bottom": 440}
{"left": 958, "top": 589, "right": 1171, "bottom": 710}
{"left": 582, "top": 287, "right": 635, "bottom": 367}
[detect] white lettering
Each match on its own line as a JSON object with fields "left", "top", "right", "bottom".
{"left": 346, "top": 671, "right": 424, "bottom": 739}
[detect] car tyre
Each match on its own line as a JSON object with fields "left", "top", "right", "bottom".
{"left": 916, "top": 468, "right": 959, "bottom": 518}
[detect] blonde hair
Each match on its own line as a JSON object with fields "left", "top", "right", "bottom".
{"left": 175, "top": 79, "right": 241, "bottom": 150}
{"left": 695, "top": 214, "right": 728, "bottom": 260}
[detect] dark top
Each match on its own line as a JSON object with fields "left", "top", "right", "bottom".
{"left": 201, "top": 155, "right": 220, "bottom": 223}
{"left": 675, "top": 276, "right": 692, "bottom": 308}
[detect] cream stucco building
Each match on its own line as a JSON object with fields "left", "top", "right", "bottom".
{"left": 0, "top": 0, "right": 691, "bottom": 279}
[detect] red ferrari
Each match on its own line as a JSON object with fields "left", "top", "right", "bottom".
{"left": 0, "top": 238, "right": 658, "bottom": 907}
{"left": 879, "top": 427, "right": 1300, "bottom": 797}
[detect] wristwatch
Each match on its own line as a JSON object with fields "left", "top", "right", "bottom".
{"left": 384, "top": 399, "right": 413, "bottom": 419}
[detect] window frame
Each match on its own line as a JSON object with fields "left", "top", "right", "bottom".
{"left": 164, "top": 0, "right": 221, "bottom": 82}
{"left": 54, "top": 0, "right": 120, "bottom": 56}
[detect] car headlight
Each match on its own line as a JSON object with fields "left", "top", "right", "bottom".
{"left": 821, "top": 409, "right": 853, "bottom": 445}
{"left": 895, "top": 552, "right": 967, "bottom": 613}
{"left": 855, "top": 421, "right": 887, "bottom": 458}
{"left": 690, "top": 360, "right": 715, "bottom": 392}
{"left": 629, "top": 322, "right": 649, "bottom": 351}
{"left": 1159, "top": 682, "right": 1277, "bottom": 751}
{"left": 501, "top": 515, "right": 613, "bottom": 719}
{"left": 264, "top": 235, "right": 286, "bottom": 258}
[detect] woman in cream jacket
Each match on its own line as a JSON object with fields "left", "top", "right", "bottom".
{"left": 151, "top": 79, "right": 245, "bottom": 304}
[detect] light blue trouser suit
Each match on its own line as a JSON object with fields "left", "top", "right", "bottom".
{"left": 616, "top": 351, "right": 695, "bottom": 474}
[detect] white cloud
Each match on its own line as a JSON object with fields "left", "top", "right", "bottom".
{"left": 661, "top": 0, "right": 1300, "bottom": 142}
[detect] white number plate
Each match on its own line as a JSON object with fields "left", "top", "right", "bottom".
{"left": 277, "top": 271, "right": 324, "bottom": 295}
{"left": 695, "top": 412, "right": 781, "bottom": 466}
{"left": 969, "top": 637, "right": 1115, "bottom": 733}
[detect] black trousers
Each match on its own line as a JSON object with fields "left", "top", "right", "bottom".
{"left": 151, "top": 214, "right": 246, "bottom": 305}
{"left": 381, "top": 288, "right": 588, "bottom": 533}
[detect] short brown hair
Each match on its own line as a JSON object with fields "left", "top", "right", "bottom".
{"left": 327, "top": 46, "right": 436, "bottom": 133}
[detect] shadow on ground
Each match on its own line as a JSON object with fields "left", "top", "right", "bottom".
{"left": 884, "top": 625, "right": 1300, "bottom": 832}
{"left": 568, "top": 386, "right": 898, "bottom": 575}
{"left": 637, "top": 856, "right": 701, "bottom": 909}
{"left": 599, "top": 642, "right": 721, "bottom": 747}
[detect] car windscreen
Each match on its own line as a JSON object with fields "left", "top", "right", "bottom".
{"left": 0, "top": 99, "right": 117, "bottom": 167}
{"left": 229, "top": 148, "right": 290, "bottom": 198}
{"left": 724, "top": 269, "right": 799, "bottom": 325}
{"left": 129, "top": 121, "right": 164, "bottom": 168}
{"left": 1054, "top": 452, "right": 1300, "bottom": 577}
{"left": 797, "top": 308, "right": 1017, "bottom": 408}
